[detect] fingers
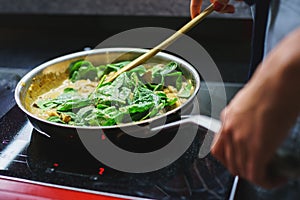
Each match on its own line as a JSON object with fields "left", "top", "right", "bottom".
{"left": 213, "top": 138, "right": 285, "bottom": 189}
{"left": 213, "top": 108, "right": 249, "bottom": 178}
{"left": 234, "top": 135, "right": 247, "bottom": 177}
{"left": 216, "top": 4, "right": 235, "bottom": 13}
{"left": 212, "top": 113, "right": 239, "bottom": 176}
{"left": 190, "top": 0, "right": 203, "bottom": 18}
{"left": 212, "top": 109, "right": 286, "bottom": 189}
{"left": 224, "top": 107, "right": 247, "bottom": 176}
{"left": 224, "top": 133, "right": 239, "bottom": 175}
{"left": 211, "top": 0, "right": 235, "bottom": 13}
{"left": 211, "top": 133, "right": 227, "bottom": 167}
{"left": 190, "top": 0, "right": 235, "bottom": 19}
{"left": 211, "top": 109, "right": 226, "bottom": 165}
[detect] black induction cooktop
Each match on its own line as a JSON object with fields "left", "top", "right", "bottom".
{"left": 0, "top": 104, "right": 238, "bottom": 199}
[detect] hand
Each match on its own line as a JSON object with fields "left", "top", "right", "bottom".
{"left": 190, "top": 0, "right": 235, "bottom": 18}
{"left": 211, "top": 28, "right": 300, "bottom": 188}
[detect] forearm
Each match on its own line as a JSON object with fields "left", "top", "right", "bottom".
{"left": 211, "top": 28, "right": 300, "bottom": 188}
{"left": 249, "top": 27, "right": 300, "bottom": 116}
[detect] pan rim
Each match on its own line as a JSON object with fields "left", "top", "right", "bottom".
{"left": 15, "top": 47, "right": 201, "bottom": 130}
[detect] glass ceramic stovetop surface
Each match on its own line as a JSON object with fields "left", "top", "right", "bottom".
{"left": 0, "top": 68, "right": 237, "bottom": 199}
{"left": 0, "top": 104, "right": 237, "bottom": 200}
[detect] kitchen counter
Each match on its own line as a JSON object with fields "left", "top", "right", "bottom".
{"left": 0, "top": 0, "right": 251, "bottom": 18}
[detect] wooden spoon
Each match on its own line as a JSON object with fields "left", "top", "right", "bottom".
{"left": 106, "top": 4, "right": 214, "bottom": 82}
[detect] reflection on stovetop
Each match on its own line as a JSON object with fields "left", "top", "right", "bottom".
{"left": 0, "top": 106, "right": 234, "bottom": 199}
{"left": 0, "top": 67, "right": 30, "bottom": 119}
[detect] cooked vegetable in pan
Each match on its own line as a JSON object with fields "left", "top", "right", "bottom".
{"left": 31, "top": 60, "right": 194, "bottom": 126}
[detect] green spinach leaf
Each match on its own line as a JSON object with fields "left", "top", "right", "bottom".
{"left": 178, "top": 82, "right": 193, "bottom": 98}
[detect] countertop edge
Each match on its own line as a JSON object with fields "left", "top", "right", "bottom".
{"left": 0, "top": 0, "right": 252, "bottom": 19}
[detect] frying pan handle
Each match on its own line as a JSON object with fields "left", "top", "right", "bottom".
{"left": 152, "top": 116, "right": 300, "bottom": 181}
{"left": 151, "top": 115, "right": 222, "bottom": 133}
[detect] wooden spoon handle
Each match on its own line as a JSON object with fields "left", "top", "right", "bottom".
{"left": 107, "top": 3, "right": 214, "bottom": 82}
